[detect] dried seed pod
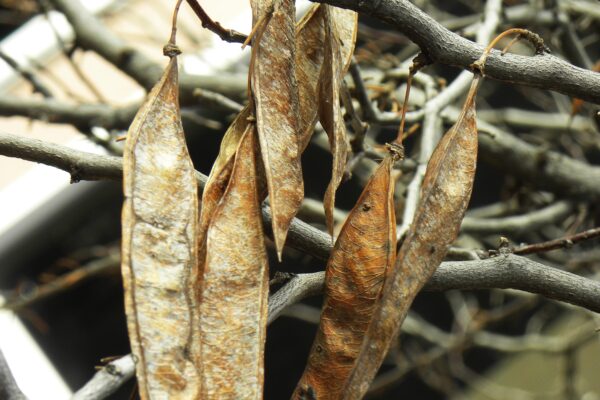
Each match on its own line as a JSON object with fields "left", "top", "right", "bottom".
{"left": 121, "top": 55, "right": 201, "bottom": 399}
{"left": 250, "top": 0, "right": 303, "bottom": 260}
{"left": 296, "top": 4, "right": 357, "bottom": 151}
{"left": 199, "top": 105, "right": 251, "bottom": 245}
{"left": 199, "top": 126, "right": 269, "bottom": 399}
{"left": 342, "top": 78, "right": 480, "bottom": 399}
{"left": 319, "top": 4, "right": 350, "bottom": 237}
{"left": 292, "top": 155, "right": 396, "bottom": 400}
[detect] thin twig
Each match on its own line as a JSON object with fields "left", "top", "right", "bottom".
{"left": 514, "top": 227, "right": 600, "bottom": 255}
{"left": 71, "top": 354, "right": 135, "bottom": 400}
{"left": 3, "top": 252, "right": 120, "bottom": 312}
{"left": 0, "top": 50, "right": 53, "bottom": 98}
{"left": 185, "top": 0, "right": 247, "bottom": 44}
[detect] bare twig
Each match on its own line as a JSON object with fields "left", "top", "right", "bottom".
{"left": 0, "top": 50, "right": 53, "bottom": 98}
{"left": 71, "top": 354, "right": 135, "bottom": 400}
{"left": 514, "top": 227, "right": 600, "bottom": 255}
{"left": 442, "top": 108, "right": 600, "bottom": 200}
{"left": 184, "top": 0, "right": 247, "bottom": 44}
{"left": 398, "top": 0, "right": 503, "bottom": 241}
{"left": 3, "top": 252, "right": 120, "bottom": 311}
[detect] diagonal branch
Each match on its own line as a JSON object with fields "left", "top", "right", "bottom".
{"left": 311, "top": 0, "right": 600, "bottom": 104}
{"left": 48, "top": 0, "right": 246, "bottom": 99}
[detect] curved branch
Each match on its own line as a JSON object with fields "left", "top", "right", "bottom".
{"left": 312, "top": 0, "right": 600, "bottom": 104}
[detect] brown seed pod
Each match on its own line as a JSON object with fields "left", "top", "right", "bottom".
{"left": 296, "top": 4, "right": 357, "bottom": 151}
{"left": 342, "top": 77, "right": 480, "bottom": 399}
{"left": 319, "top": 4, "right": 351, "bottom": 237}
{"left": 198, "top": 126, "right": 269, "bottom": 399}
{"left": 250, "top": 0, "right": 304, "bottom": 260}
{"left": 292, "top": 155, "right": 397, "bottom": 400}
{"left": 121, "top": 55, "right": 201, "bottom": 399}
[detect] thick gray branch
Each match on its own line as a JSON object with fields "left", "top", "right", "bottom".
{"left": 271, "top": 255, "right": 600, "bottom": 315}
{"left": 0, "top": 132, "right": 122, "bottom": 182}
{"left": 312, "top": 0, "right": 600, "bottom": 104}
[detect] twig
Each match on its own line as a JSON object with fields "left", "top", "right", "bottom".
{"left": 71, "top": 354, "right": 135, "bottom": 400}
{"left": 192, "top": 88, "right": 244, "bottom": 113}
{"left": 0, "top": 349, "right": 26, "bottom": 400}
{"left": 269, "top": 254, "right": 600, "bottom": 314}
{"left": 514, "top": 227, "right": 600, "bottom": 255}
{"left": 0, "top": 50, "right": 53, "bottom": 98}
{"left": 37, "top": 0, "right": 108, "bottom": 102}
{"left": 0, "top": 97, "right": 137, "bottom": 131}
{"left": 460, "top": 201, "right": 574, "bottom": 236}
{"left": 3, "top": 252, "right": 120, "bottom": 311}
{"left": 184, "top": 0, "right": 247, "bottom": 44}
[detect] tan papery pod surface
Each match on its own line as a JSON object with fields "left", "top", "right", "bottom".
{"left": 292, "top": 156, "right": 396, "bottom": 400}
{"left": 250, "top": 0, "right": 304, "bottom": 260}
{"left": 198, "top": 126, "right": 269, "bottom": 399}
{"left": 121, "top": 56, "right": 201, "bottom": 399}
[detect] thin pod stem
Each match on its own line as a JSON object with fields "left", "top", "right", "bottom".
{"left": 472, "top": 28, "right": 547, "bottom": 75}
{"left": 169, "top": 0, "right": 185, "bottom": 46}
{"left": 394, "top": 53, "right": 430, "bottom": 145}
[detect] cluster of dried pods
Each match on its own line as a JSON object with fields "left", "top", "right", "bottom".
{"left": 120, "top": 1, "right": 546, "bottom": 398}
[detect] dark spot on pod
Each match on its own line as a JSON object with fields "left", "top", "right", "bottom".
{"left": 362, "top": 203, "right": 372, "bottom": 212}
{"left": 299, "top": 384, "right": 317, "bottom": 400}
{"left": 315, "top": 345, "right": 323, "bottom": 353}
{"left": 429, "top": 245, "right": 436, "bottom": 254}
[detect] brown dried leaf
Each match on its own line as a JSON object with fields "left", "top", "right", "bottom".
{"left": 198, "top": 126, "right": 269, "bottom": 399}
{"left": 250, "top": 0, "right": 303, "bottom": 260}
{"left": 292, "top": 156, "right": 396, "bottom": 400}
{"left": 121, "top": 57, "right": 201, "bottom": 399}
{"left": 296, "top": 4, "right": 357, "bottom": 151}
{"left": 320, "top": 4, "right": 350, "bottom": 237}
{"left": 343, "top": 78, "right": 480, "bottom": 399}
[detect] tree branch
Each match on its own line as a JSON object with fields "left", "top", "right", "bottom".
{"left": 48, "top": 0, "right": 246, "bottom": 99}
{"left": 460, "top": 201, "right": 574, "bottom": 235}
{"left": 71, "top": 354, "right": 135, "bottom": 400}
{"left": 271, "top": 254, "right": 600, "bottom": 314}
{"left": 311, "top": 0, "right": 600, "bottom": 104}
